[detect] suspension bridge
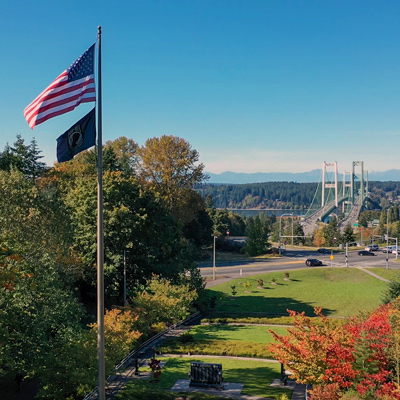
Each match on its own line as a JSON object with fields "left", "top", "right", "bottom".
{"left": 301, "top": 161, "right": 375, "bottom": 236}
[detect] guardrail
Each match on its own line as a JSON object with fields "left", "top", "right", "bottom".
{"left": 83, "top": 311, "right": 201, "bottom": 400}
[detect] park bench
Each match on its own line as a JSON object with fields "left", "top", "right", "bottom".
{"left": 189, "top": 362, "right": 223, "bottom": 389}
{"left": 280, "top": 363, "right": 293, "bottom": 385}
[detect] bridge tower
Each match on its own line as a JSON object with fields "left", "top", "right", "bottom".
{"left": 351, "top": 161, "right": 365, "bottom": 205}
{"left": 322, "top": 161, "right": 338, "bottom": 207}
{"left": 342, "top": 171, "right": 352, "bottom": 213}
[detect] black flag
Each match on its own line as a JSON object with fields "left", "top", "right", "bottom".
{"left": 56, "top": 108, "right": 96, "bottom": 163}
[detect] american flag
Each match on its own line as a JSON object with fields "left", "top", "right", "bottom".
{"left": 24, "top": 44, "right": 96, "bottom": 129}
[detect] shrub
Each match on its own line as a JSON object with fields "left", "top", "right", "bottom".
{"left": 160, "top": 339, "right": 273, "bottom": 359}
{"left": 381, "top": 278, "right": 400, "bottom": 304}
{"left": 243, "top": 281, "right": 252, "bottom": 291}
{"left": 270, "top": 247, "right": 280, "bottom": 255}
{"left": 230, "top": 285, "right": 237, "bottom": 296}
{"left": 209, "top": 296, "right": 217, "bottom": 309}
{"left": 179, "top": 333, "right": 194, "bottom": 343}
{"left": 257, "top": 279, "right": 264, "bottom": 287}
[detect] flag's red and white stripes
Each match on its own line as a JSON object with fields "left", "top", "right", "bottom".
{"left": 24, "top": 70, "right": 95, "bottom": 129}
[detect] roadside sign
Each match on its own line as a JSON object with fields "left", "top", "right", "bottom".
{"left": 330, "top": 255, "right": 334, "bottom": 260}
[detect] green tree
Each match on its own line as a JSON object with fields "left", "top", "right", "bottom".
{"left": 0, "top": 253, "right": 85, "bottom": 378}
{"left": 245, "top": 215, "right": 270, "bottom": 256}
{"left": 137, "top": 135, "right": 208, "bottom": 224}
{"left": 379, "top": 209, "right": 389, "bottom": 237}
{"left": 382, "top": 277, "right": 400, "bottom": 304}
{"left": 292, "top": 220, "right": 305, "bottom": 245}
{"left": 105, "top": 136, "right": 138, "bottom": 176}
{"left": 131, "top": 276, "right": 197, "bottom": 335}
{"left": 227, "top": 211, "right": 246, "bottom": 236}
{"left": 66, "top": 171, "right": 196, "bottom": 301}
{"left": 358, "top": 212, "right": 369, "bottom": 228}
{"left": 0, "top": 135, "right": 46, "bottom": 179}
{"left": 209, "top": 208, "right": 230, "bottom": 237}
{"left": 323, "top": 216, "right": 341, "bottom": 247}
{"left": 343, "top": 223, "right": 355, "bottom": 245}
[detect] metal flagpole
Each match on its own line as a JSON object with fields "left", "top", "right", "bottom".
{"left": 96, "top": 25, "right": 105, "bottom": 400}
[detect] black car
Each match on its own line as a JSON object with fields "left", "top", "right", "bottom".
{"left": 306, "top": 258, "right": 323, "bottom": 266}
{"left": 317, "top": 248, "right": 330, "bottom": 254}
{"left": 357, "top": 250, "right": 375, "bottom": 256}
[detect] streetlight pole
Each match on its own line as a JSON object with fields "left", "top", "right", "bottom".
{"left": 291, "top": 213, "right": 294, "bottom": 246}
{"left": 386, "top": 209, "right": 389, "bottom": 270}
{"left": 279, "top": 213, "right": 293, "bottom": 255}
{"left": 213, "top": 236, "right": 217, "bottom": 280}
{"left": 123, "top": 249, "right": 129, "bottom": 307}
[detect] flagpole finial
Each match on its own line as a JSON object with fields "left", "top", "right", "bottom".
{"left": 98, "top": 26, "right": 102, "bottom": 35}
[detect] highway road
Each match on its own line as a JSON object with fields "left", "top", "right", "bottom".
{"left": 200, "top": 247, "right": 400, "bottom": 287}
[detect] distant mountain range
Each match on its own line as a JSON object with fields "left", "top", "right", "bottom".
{"left": 206, "top": 169, "right": 400, "bottom": 184}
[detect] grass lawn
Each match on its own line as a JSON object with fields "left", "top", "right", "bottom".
{"left": 197, "top": 251, "right": 252, "bottom": 266}
{"left": 117, "top": 357, "right": 290, "bottom": 400}
{"left": 182, "top": 324, "right": 288, "bottom": 343}
{"left": 198, "top": 251, "right": 282, "bottom": 267}
{"left": 208, "top": 268, "right": 387, "bottom": 317}
{"left": 368, "top": 267, "right": 400, "bottom": 281}
{"left": 160, "top": 324, "right": 288, "bottom": 359}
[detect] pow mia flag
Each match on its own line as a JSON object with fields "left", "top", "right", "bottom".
{"left": 56, "top": 108, "right": 96, "bottom": 163}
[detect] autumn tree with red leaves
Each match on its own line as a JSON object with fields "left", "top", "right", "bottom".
{"left": 268, "top": 304, "right": 400, "bottom": 399}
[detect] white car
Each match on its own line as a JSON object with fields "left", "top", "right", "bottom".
{"left": 365, "top": 245, "right": 379, "bottom": 252}
{"left": 382, "top": 246, "right": 397, "bottom": 253}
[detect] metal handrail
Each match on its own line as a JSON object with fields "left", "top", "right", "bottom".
{"left": 83, "top": 310, "right": 201, "bottom": 400}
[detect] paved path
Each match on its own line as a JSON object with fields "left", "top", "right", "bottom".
{"left": 159, "top": 354, "right": 306, "bottom": 399}
{"left": 102, "top": 347, "right": 305, "bottom": 399}
{"left": 355, "top": 266, "right": 390, "bottom": 282}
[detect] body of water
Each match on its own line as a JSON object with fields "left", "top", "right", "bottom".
{"left": 226, "top": 209, "right": 306, "bottom": 217}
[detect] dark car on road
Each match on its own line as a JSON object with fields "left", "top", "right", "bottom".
{"left": 317, "top": 248, "right": 330, "bottom": 254}
{"left": 306, "top": 258, "right": 323, "bottom": 266}
{"left": 357, "top": 250, "right": 375, "bottom": 256}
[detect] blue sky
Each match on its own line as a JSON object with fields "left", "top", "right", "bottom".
{"left": 1, "top": 0, "right": 400, "bottom": 174}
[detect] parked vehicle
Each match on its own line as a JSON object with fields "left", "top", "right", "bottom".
{"left": 306, "top": 258, "right": 323, "bottom": 266}
{"left": 357, "top": 250, "right": 375, "bottom": 256}
{"left": 317, "top": 248, "right": 330, "bottom": 254}
{"left": 365, "top": 245, "right": 379, "bottom": 252}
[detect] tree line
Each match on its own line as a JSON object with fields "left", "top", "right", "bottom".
{"left": 198, "top": 180, "right": 400, "bottom": 210}
{"left": 0, "top": 134, "right": 217, "bottom": 399}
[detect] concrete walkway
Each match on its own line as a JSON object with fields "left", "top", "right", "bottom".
{"left": 103, "top": 352, "right": 306, "bottom": 400}
{"left": 161, "top": 354, "right": 306, "bottom": 400}
{"left": 355, "top": 266, "right": 390, "bottom": 282}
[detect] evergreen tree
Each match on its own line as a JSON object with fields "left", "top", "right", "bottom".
{"left": 292, "top": 221, "right": 305, "bottom": 245}
{"left": 343, "top": 223, "right": 355, "bottom": 245}
{"left": 392, "top": 204, "right": 400, "bottom": 222}
{"left": 245, "top": 216, "right": 270, "bottom": 256}
{"left": 379, "top": 209, "right": 389, "bottom": 237}
{"left": 0, "top": 135, "right": 46, "bottom": 179}
{"left": 323, "top": 216, "right": 341, "bottom": 246}
{"left": 27, "top": 138, "right": 46, "bottom": 179}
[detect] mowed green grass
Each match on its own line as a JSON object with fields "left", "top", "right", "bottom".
{"left": 208, "top": 268, "right": 387, "bottom": 317}
{"left": 368, "top": 267, "right": 400, "bottom": 281}
{"left": 160, "top": 324, "right": 287, "bottom": 359}
{"left": 118, "top": 357, "right": 290, "bottom": 400}
{"left": 188, "top": 324, "right": 287, "bottom": 344}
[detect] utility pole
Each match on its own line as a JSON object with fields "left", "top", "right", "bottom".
{"left": 213, "top": 236, "right": 217, "bottom": 280}
{"left": 386, "top": 209, "right": 389, "bottom": 270}
{"left": 123, "top": 249, "right": 129, "bottom": 307}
